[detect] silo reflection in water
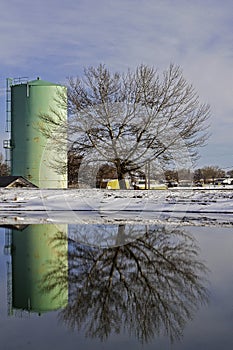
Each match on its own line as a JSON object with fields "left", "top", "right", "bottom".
{"left": 11, "top": 224, "right": 68, "bottom": 314}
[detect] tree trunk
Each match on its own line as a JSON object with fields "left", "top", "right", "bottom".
{"left": 115, "top": 225, "right": 126, "bottom": 245}
{"left": 118, "top": 179, "right": 127, "bottom": 189}
{"left": 117, "top": 173, "right": 127, "bottom": 189}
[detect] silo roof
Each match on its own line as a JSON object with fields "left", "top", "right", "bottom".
{"left": 28, "top": 78, "right": 62, "bottom": 86}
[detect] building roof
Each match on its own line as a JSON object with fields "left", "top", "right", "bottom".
{"left": 0, "top": 176, "right": 37, "bottom": 188}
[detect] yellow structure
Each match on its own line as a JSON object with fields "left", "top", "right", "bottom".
{"left": 106, "top": 179, "right": 130, "bottom": 189}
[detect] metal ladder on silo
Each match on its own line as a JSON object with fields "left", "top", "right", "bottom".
{"left": 3, "top": 78, "right": 13, "bottom": 171}
{"left": 5, "top": 77, "right": 28, "bottom": 133}
{"left": 5, "top": 78, "right": 13, "bottom": 133}
{"left": 3, "top": 77, "right": 28, "bottom": 170}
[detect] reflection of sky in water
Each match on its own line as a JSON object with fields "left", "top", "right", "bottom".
{"left": 69, "top": 223, "right": 152, "bottom": 247}
{"left": 0, "top": 225, "right": 232, "bottom": 350}
{"left": 176, "top": 226, "right": 233, "bottom": 350}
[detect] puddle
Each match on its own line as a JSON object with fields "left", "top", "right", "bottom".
{"left": 0, "top": 223, "right": 232, "bottom": 349}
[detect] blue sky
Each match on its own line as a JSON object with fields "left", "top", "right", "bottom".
{"left": 0, "top": 0, "right": 233, "bottom": 169}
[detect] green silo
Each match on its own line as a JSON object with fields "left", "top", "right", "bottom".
{"left": 11, "top": 224, "right": 68, "bottom": 314}
{"left": 11, "top": 78, "right": 67, "bottom": 188}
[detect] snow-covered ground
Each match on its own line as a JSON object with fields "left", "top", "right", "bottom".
{"left": 0, "top": 187, "right": 233, "bottom": 226}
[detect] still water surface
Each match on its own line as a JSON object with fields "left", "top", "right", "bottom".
{"left": 0, "top": 223, "right": 232, "bottom": 349}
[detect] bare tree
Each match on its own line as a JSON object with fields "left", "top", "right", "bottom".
{"left": 40, "top": 64, "right": 210, "bottom": 189}
{"left": 196, "top": 166, "right": 225, "bottom": 184}
{"left": 226, "top": 169, "right": 233, "bottom": 178}
{"left": 0, "top": 153, "right": 10, "bottom": 176}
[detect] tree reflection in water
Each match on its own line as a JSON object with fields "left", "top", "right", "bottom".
{"left": 42, "top": 224, "right": 209, "bottom": 344}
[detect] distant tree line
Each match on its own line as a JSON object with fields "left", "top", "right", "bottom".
{"left": 0, "top": 153, "right": 9, "bottom": 176}
{"left": 67, "top": 152, "right": 233, "bottom": 187}
{"left": 164, "top": 165, "right": 233, "bottom": 185}
{"left": 0, "top": 151, "right": 231, "bottom": 187}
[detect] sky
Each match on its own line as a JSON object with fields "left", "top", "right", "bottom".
{"left": 0, "top": 0, "right": 233, "bottom": 170}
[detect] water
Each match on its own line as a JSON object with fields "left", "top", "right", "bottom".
{"left": 0, "top": 223, "right": 232, "bottom": 350}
